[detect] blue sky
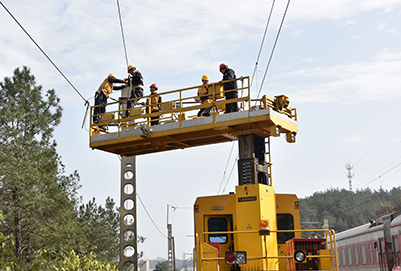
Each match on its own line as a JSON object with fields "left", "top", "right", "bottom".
{"left": 1, "top": 0, "right": 401, "bottom": 260}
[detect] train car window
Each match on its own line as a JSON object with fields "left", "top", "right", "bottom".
{"left": 394, "top": 237, "right": 400, "bottom": 264}
{"left": 361, "top": 244, "right": 367, "bottom": 264}
{"left": 341, "top": 248, "right": 346, "bottom": 266}
{"left": 374, "top": 242, "right": 379, "bottom": 263}
{"left": 354, "top": 246, "right": 360, "bottom": 264}
{"left": 380, "top": 239, "right": 387, "bottom": 264}
{"left": 369, "top": 243, "right": 374, "bottom": 263}
{"left": 207, "top": 218, "right": 228, "bottom": 244}
{"left": 276, "top": 214, "right": 294, "bottom": 244}
{"left": 347, "top": 247, "right": 353, "bottom": 265}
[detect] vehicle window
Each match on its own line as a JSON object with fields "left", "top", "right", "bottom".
{"left": 369, "top": 243, "right": 374, "bottom": 263}
{"left": 394, "top": 237, "right": 400, "bottom": 263}
{"left": 354, "top": 246, "right": 360, "bottom": 264}
{"left": 361, "top": 244, "right": 367, "bottom": 264}
{"left": 208, "top": 218, "right": 228, "bottom": 244}
{"left": 380, "top": 239, "right": 386, "bottom": 263}
{"left": 341, "top": 248, "right": 346, "bottom": 266}
{"left": 276, "top": 214, "right": 294, "bottom": 244}
{"left": 374, "top": 242, "right": 379, "bottom": 263}
{"left": 347, "top": 247, "right": 353, "bottom": 265}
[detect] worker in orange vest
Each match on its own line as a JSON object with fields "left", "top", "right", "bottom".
{"left": 146, "top": 83, "right": 162, "bottom": 125}
{"left": 197, "top": 75, "right": 212, "bottom": 117}
{"left": 93, "top": 73, "right": 125, "bottom": 123}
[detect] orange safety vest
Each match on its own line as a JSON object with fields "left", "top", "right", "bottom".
{"left": 148, "top": 93, "right": 161, "bottom": 112}
{"left": 98, "top": 78, "right": 113, "bottom": 98}
{"left": 198, "top": 86, "right": 212, "bottom": 104}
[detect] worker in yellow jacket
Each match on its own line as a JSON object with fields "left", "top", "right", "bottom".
{"left": 93, "top": 73, "right": 125, "bottom": 123}
{"left": 146, "top": 83, "right": 162, "bottom": 125}
{"left": 197, "top": 75, "right": 212, "bottom": 117}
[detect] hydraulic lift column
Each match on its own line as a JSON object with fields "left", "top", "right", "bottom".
{"left": 237, "top": 134, "right": 272, "bottom": 186}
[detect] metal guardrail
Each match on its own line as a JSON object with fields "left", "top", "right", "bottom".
{"left": 89, "top": 76, "right": 297, "bottom": 135}
{"left": 194, "top": 229, "right": 339, "bottom": 271}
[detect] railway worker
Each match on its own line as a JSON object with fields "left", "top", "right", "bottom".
{"left": 197, "top": 75, "right": 213, "bottom": 117}
{"left": 219, "top": 63, "right": 239, "bottom": 113}
{"left": 93, "top": 73, "right": 125, "bottom": 123}
{"left": 146, "top": 83, "right": 162, "bottom": 125}
{"left": 126, "top": 65, "right": 144, "bottom": 116}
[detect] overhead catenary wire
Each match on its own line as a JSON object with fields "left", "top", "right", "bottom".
{"left": 137, "top": 192, "right": 167, "bottom": 238}
{"left": 217, "top": 142, "right": 236, "bottom": 195}
{"left": 250, "top": 0, "right": 277, "bottom": 89}
{"left": 116, "top": 0, "right": 129, "bottom": 68}
{"left": 256, "top": 0, "right": 291, "bottom": 102}
{"left": 0, "top": 1, "right": 89, "bottom": 106}
{"left": 222, "top": 155, "right": 239, "bottom": 194}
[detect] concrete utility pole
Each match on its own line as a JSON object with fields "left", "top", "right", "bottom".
{"left": 167, "top": 224, "right": 176, "bottom": 271}
{"left": 345, "top": 163, "right": 354, "bottom": 191}
{"left": 120, "top": 156, "right": 138, "bottom": 271}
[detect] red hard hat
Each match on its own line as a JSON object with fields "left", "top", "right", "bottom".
{"left": 219, "top": 63, "right": 228, "bottom": 70}
{"left": 150, "top": 83, "right": 158, "bottom": 90}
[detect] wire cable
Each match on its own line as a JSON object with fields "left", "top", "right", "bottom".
{"left": 222, "top": 155, "right": 239, "bottom": 194}
{"left": 360, "top": 162, "right": 401, "bottom": 188}
{"left": 354, "top": 122, "right": 401, "bottom": 167}
{"left": 0, "top": 1, "right": 89, "bottom": 106}
{"left": 116, "top": 0, "right": 129, "bottom": 68}
{"left": 250, "top": 0, "right": 276, "bottom": 89}
{"left": 217, "top": 142, "right": 236, "bottom": 195}
{"left": 137, "top": 192, "right": 167, "bottom": 238}
{"left": 256, "top": 0, "right": 291, "bottom": 101}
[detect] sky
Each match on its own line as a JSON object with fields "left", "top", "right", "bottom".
{"left": 1, "top": 0, "right": 401, "bottom": 261}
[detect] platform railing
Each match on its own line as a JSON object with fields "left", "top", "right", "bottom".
{"left": 194, "top": 229, "right": 339, "bottom": 271}
{"left": 89, "top": 76, "right": 297, "bottom": 136}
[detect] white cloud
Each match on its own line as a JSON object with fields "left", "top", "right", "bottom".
{"left": 280, "top": 49, "right": 401, "bottom": 103}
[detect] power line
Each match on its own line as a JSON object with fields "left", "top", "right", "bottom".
{"left": 137, "top": 192, "right": 167, "bottom": 238}
{"left": 360, "top": 162, "right": 401, "bottom": 188}
{"left": 354, "top": 122, "right": 401, "bottom": 166}
{"left": 217, "top": 142, "right": 236, "bottom": 195}
{"left": 250, "top": 0, "right": 276, "bottom": 89}
{"left": 116, "top": 0, "right": 129, "bottom": 68}
{"left": 256, "top": 0, "right": 291, "bottom": 101}
{"left": 0, "top": 1, "right": 89, "bottom": 106}
{"left": 222, "top": 155, "right": 239, "bottom": 194}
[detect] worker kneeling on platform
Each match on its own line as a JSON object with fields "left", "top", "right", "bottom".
{"left": 197, "top": 75, "right": 212, "bottom": 117}
{"left": 146, "top": 84, "right": 162, "bottom": 126}
{"left": 93, "top": 73, "right": 125, "bottom": 123}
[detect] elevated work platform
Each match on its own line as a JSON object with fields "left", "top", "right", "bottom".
{"left": 89, "top": 76, "right": 298, "bottom": 156}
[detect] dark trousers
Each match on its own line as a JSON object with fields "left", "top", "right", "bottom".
{"left": 225, "top": 91, "right": 239, "bottom": 113}
{"left": 150, "top": 110, "right": 160, "bottom": 126}
{"left": 198, "top": 106, "right": 212, "bottom": 117}
{"left": 93, "top": 91, "right": 107, "bottom": 123}
{"left": 126, "top": 87, "right": 144, "bottom": 114}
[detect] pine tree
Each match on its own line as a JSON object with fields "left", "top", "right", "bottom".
{"left": 0, "top": 66, "right": 81, "bottom": 261}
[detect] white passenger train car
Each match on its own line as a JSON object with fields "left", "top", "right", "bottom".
{"left": 335, "top": 212, "right": 401, "bottom": 271}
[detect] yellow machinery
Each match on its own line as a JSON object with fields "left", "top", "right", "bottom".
{"left": 89, "top": 77, "right": 338, "bottom": 271}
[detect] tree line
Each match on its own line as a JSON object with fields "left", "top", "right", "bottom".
{"left": 299, "top": 186, "right": 401, "bottom": 233}
{"left": 0, "top": 67, "right": 121, "bottom": 270}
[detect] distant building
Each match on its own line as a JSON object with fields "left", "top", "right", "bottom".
{"left": 140, "top": 260, "right": 149, "bottom": 271}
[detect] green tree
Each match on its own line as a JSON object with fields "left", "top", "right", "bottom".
{"left": 154, "top": 261, "right": 169, "bottom": 271}
{"left": 300, "top": 186, "right": 401, "bottom": 233}
{"left": 0, "top": 66, "right": 81, "bottom": 261}
{"left": 77, "top": 197, "right": 120, "bottom": 264}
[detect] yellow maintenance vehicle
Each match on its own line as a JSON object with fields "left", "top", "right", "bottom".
{"left": 89, "top": 76, "right": 339, "bottom": 271}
